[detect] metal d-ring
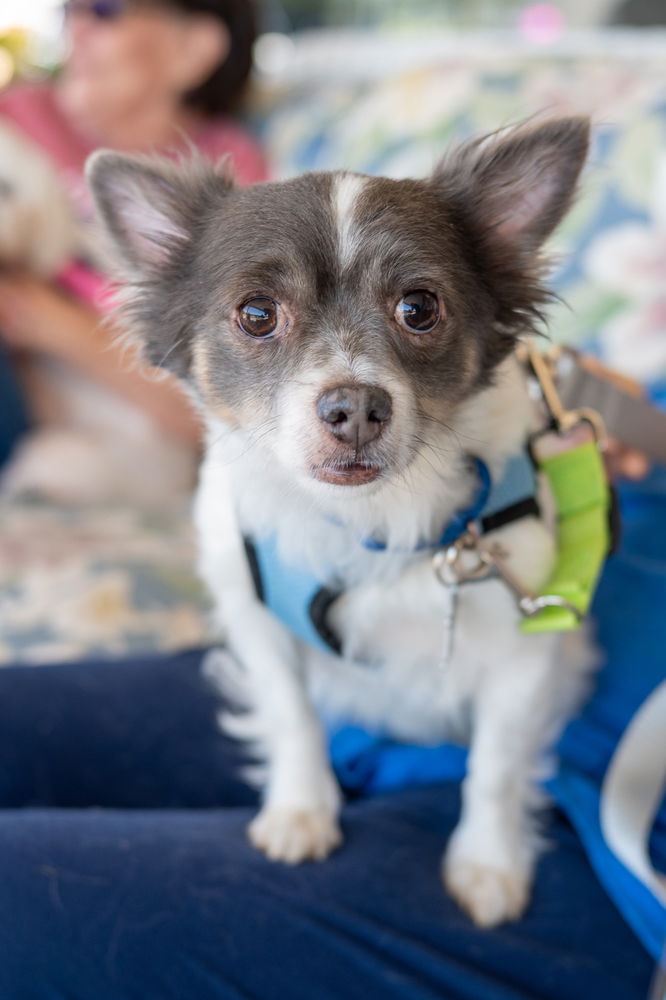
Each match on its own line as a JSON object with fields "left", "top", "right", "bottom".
{"left": 518, "top": 593, "right": 583, "bottom": 620}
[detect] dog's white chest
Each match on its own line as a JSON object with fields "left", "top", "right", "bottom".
{"left": 302, "top": 561, "right": 494, "bottom": 744}
{"left": 300, "top": 512, "right": 557, "bottom": 745}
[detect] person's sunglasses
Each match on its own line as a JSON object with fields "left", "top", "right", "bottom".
{"left": 61, "top": 0, "right": 128, "bottom": 20}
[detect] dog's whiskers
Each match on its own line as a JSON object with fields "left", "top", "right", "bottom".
{"left": 415, "top": 411, "right": 469, "bottom": 454}
{"left": 155, "top": 334, "right": 187, "bottom": 370}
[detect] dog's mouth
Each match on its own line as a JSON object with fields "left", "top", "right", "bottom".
{"left": 310, "top": 460, "right": 383, "bottom": 486}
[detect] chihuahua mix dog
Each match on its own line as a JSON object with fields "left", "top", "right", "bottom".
{"left": 87, "top": 116, "right": 591, "bottom": 928}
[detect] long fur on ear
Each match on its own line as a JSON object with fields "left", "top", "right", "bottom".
{"left": 85, "top": 150, "right": 235, "bottom": 279}
{"left": 85, "top": 150, "right": 235, "bottom": 379}
{"left": 435, "top": 116, "right": 590, "bottom": 253}
{"left": 433, "top": 116, "right": 590, "bottom": 360}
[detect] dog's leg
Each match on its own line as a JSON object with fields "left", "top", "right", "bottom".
{"left": 196, "top": 458, "right": 342, "bottom": 864}
{"left": 443, "top": 603, "right": 562, "bottom": 927}
{"left": 222, "top": 604, "right": 342, "bottom": 863}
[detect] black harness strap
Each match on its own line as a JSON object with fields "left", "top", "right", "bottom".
{"left": 480, "top": 496, "right": 540, "bottom": 535}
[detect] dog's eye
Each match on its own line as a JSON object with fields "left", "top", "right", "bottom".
{"left": 395, "top": 290, "right": 440, "bottom": 333}
{"left": 238, "top": 297, "right": 279, "bottom": 338}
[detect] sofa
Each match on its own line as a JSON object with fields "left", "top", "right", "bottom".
{"left": 2, "top": 27, "right": 666, "bottom": 666}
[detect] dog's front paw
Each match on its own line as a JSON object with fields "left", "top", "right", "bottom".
{"left": 443, "top": 840, "right": 531, "bottom": 928}
{"left": 248, "top": 807, "right": 342, "bottom": 864}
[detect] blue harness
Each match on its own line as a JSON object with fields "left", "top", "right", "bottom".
{"left": 244, "top": 453, "right": 538, "bottom": 655}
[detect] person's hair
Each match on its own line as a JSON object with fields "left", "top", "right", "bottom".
{"left": 173, "top": 0, "right": 258, "bottom": 116}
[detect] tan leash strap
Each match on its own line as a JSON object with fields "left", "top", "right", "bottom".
{"left": 555, "top": 352, "right": 666, "bottom": 465}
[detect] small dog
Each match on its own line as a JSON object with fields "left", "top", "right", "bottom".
{"left": 88, "top": 116, "right": 591, "bottom": 927}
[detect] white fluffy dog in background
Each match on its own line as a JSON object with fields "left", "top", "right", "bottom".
{"left": 0, "top": 119, "right": 195, "bottom": 505}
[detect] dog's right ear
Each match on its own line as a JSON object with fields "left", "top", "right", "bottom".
{"left": 85, "top": 150, "right": 234, "bottom": 279}
{"left": 433, "top": 116, "right": 590, "bottom": 256}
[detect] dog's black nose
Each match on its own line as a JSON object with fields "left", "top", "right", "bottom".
{"left": 316, "top": 384, "right": 392, "bottom": 449}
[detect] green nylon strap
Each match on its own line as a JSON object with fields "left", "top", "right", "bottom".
{"left": 520, "top": 439, "right": 611, "bottom": 634}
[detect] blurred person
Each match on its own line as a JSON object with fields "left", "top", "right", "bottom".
{"left": 0, "top": 0, "right": 267, "bottom": 503}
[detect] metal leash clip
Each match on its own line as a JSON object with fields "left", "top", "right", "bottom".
{"left": 521, "top": 343, "right": 607, "bottom": 448}
{"left": 433, "top": 528, "right": 583, "bottom": 622}
{"left": 482, "top": 541, "right": 583, "bottom": 621}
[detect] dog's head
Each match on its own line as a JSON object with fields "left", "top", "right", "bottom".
{"left": 87, "top": 117, "right": 588, "bottom": 496}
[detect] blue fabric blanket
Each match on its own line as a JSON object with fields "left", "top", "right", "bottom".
{"left": 0, "top": 651, "right": 654, "bottom": 1000}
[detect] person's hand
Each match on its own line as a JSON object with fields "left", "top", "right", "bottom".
{"left": 575, "top": 355, "right": 651, "bottom": 481}
{"left": 604, "top": 438, "right": 650, "bottom": 481}
{"left": 0, "top": 268, "right": 91, "bottom": 356}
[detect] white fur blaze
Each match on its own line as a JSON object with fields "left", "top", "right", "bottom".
{"left": 334, "top": 172, "right": 368, "bottom": 269}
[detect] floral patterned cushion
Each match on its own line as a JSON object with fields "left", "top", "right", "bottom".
{"left": 0, "top": 498, "right": 210, "bottom": 664}
{"left": 258, "top": 37, "right": 666, "bottom": 384}
{"left": 3, "top": 33, "right": 665, "bottom": 664}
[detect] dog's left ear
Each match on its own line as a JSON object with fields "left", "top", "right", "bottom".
{"left": 85, "top": 151, "right": 235, "bottom": 381}
{"left": 434, "top": 116, "right": 590, "bottom": 255}
{"left": 85, "top": 150, "right": 234, "bottom": 279}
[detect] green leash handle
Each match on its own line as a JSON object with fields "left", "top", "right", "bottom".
{"left": 520, "top": 439, "right": 611, "bottom": 634}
